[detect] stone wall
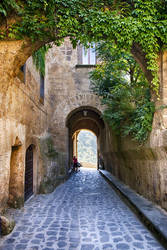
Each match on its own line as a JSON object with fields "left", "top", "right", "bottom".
{"left": 0, "top": 39, "right": 103, "bottom": 212}
{"left": 45, "top": 39, "right": 103, "bottom": 168}
{"left": 100, "top": 52, "right": 167, "bottom": 211}
{"left": 0, "top": 43, "right": 50, "bottom": 211}
{"left": 1, "top": 38, "right": 167, "bottom": 213}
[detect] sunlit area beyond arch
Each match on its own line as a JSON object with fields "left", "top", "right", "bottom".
{"left": 77, "top": 129, "right": 97, "bottom": 168}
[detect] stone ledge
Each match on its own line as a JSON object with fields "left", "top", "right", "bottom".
{"left": 99, "top": 169, "right": 167, "bottom": 247}
{"left": 75, "top": 64, "right": 96, "bottom": 68}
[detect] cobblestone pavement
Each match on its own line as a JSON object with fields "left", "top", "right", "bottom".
{"left": 0, "top": 168, "right": 165, "bottom": 250}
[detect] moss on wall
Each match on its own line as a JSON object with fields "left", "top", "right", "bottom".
{"left": 39, "top": 134, "right": 67, "bottom": 194}
{"left": 40, "top": 136, "right": 59, "bottom": 160}
{"left": 7, "top": 196, "right": 24, "bottom": 209}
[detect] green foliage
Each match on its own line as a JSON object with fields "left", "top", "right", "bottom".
{"left": 90, "top": 42, "right": 155, "bottom": 143}
{"left": 0, "top": 1, "right": 167, "bottom": 93}
{"left": 32, "top": 44, "right": 50, "bottom": 76}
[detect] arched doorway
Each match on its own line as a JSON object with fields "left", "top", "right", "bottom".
{"left": 66, "top": 106, "right": 105, "bottom": 170}
{"left": 24, "top": 145, "right": 34, "bottom": 201}
{"left": 8, "top": 137, "right": 24, "bottom": 208}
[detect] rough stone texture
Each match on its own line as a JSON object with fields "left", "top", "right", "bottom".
{"left": 1, "top": 216, "right": 15, "bottom": 235}
{"left": 0, "top": 38, "right": 103, "bottom": 212}
{"left": 96, "top": 52, "right": 167, "bottom": 212}
{"left": 0, "top": 37, "right": 167, "bottom": 213}
{"left": 101, "top": 123, "right": 167, "bottom": 211}
{"left": 44, "top": 39, "right": 104, "bottom": 179}
{"left": 0, "top": 41, "right": 51, "bottom": 211}
{"left": 0, "top": 169, "right": 165, "bottom": 249}
{"left": 39, "top": 134, "right": 67, "bottom": 194}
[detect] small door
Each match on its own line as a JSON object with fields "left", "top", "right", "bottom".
{"left": 24, "top": 145, "right": 33, "bottom": 201}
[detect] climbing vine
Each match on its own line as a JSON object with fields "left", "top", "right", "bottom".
{"left": 32, "top": 45, "right": 50, "bottom": 76}
{"left": 90, "top": 42, "right": 155, "bottom": 143}
{"left": 0, "top": 1, "right": 167, "bottom": 93}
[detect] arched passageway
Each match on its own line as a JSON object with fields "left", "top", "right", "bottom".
{"left": 24, "top": 145, "right": 34, "bottom": 202}
{"left": 66, "top": 106, "right": 105, "bottom": 170}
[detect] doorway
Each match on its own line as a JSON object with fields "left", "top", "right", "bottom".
{"left": 24, "top": 145, "right": 34, "bottom": 201}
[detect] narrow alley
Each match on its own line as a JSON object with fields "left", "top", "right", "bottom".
{"left": 0, "top": 168, "right": 165, "bottom": 250}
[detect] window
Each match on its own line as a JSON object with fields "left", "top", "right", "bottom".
{"left": 40, "top": 74, "right": 44, "bottom": 104}
{"left": 82, "top": 43, "right": 96, "bottom": 65}
{"left": 20, "top": 63, "right": 26, "bottom": 83}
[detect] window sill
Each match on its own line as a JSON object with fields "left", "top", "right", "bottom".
{"left": 75, "top": 64, "right": 96, "bottom": 68}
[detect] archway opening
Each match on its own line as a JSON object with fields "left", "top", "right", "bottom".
{"left": 74, "top": 129, "right": 97, "bottom": 169}
{"left": 66, "top": 106, "right": 105, "bottom": 170}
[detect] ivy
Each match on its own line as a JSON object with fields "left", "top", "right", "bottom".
{"left": 32, "top": 44, "right": 50, "bottom": 76}
{"left": 90, "top": 42, "right": 155, "bottom": 143}
{"left": 0, "top": 0, "right": 167, "bottom": 93}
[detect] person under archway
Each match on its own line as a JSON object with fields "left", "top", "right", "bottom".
{"left": 73, "top": 156, "right": 78, "bottom": 172}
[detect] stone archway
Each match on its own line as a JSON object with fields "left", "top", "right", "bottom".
{"left": 66, "top": 106, "right": 105, "bottom": 169}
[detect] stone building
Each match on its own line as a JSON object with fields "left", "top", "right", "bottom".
{"left": 0, "top": 39, "right": 105, "bottom": 212}
{"left": 0, "top": 38, "right": 167, "bottom": 214}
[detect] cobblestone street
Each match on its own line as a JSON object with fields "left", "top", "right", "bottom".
{"left": 0, "top": 168, "right": 165, "bottom": 250}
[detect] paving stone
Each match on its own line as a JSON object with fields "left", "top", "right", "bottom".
{"left": 35, "top": 233, "right": 45, "bottom": 239}
{"left": 31, "top": 239, "right": 40, "bottom": 244}
{"left": 15, "top": 244, "right": 27, "bottom": 249}
{"left": 103, "top": 243, "right": 114, "bottom": 249}
{"left": 46, "top": 231, "right": 57, "bottom": 236}
{"left": 116, "top": 243, "right": 130, "bottom": 249}
{"left": 42, "top": 248, "right": 54, "bottom": 250}
{"left": 11, "top": 232, "right": 20, "bottom": 237}
{"left": 46, "top": 242, "right": 54, "bottom": 247}
{"left": 68, "top": 243, "right": 79, "bottom": 248}
{"left": 6, "top": 238, "right": 16, "bottom": 243}
{"left": 81, "top": 244, "right": 94, "bottom": 250}
{"left": 113, "top": 237, "right": 123, "bottom": 242}
{"left": 57, "top": 241, "right": 67, "bottom": 247}
{"left": 0, "top": 168, "right": 165, "bottom": 250}
{"left": 0, "top": 245, "right": 15, "bottom": 250}
{"left": 20, "top": 239, "right": 29, "bottom": 243}
{"left": 133, "top": 241, "right": 144, "bottom": 249}
{"left": 132, "top": 233, "right": 143, "bottom": 241}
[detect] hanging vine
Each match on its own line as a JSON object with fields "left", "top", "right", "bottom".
{"left": 0, "top": 0, "right": 167, "bottom": 93}
{"left": 32, "top": 45, "right": 50, "bottom": 76}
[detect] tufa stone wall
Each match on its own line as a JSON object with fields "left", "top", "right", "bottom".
{"left": 0, "top": 38, "right": 167, "bottom": 213}
{"left": 44, "top": 39, "right": 103, "bottom": 169}
{"left": 0, "top": 41, "right": 50, "bottom": 212}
